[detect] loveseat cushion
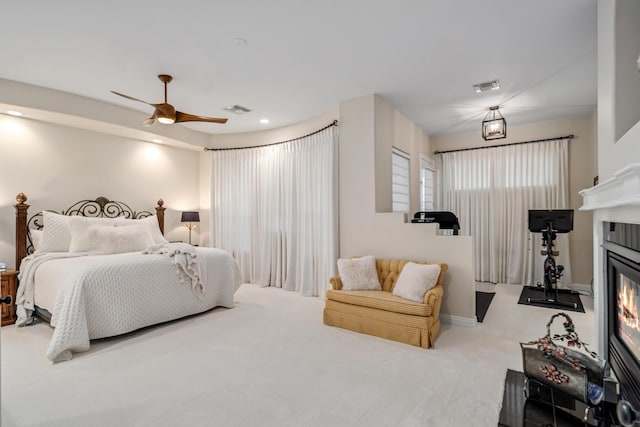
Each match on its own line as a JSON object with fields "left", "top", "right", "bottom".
{"left": 325, "top": 300, "right": 436, "bottom": 330}
{"left": 326, "top": 289, "right": 433, "bottom": 317}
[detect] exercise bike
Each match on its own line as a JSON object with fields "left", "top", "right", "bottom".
{"left": 527, "top": 209, "right": 577, "bottom": 309}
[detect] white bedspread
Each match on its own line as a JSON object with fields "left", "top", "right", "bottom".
{"left": 16, "top": 247, "right": 241, "bottom": 362}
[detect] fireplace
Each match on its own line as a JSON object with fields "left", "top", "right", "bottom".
{"left": 605, "top": 222, "right": 640, "bottom": 408}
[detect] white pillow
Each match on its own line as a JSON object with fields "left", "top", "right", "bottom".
{"left": 36, "top": 212, "right": 165, "bottom": 252}
{"left": 392, "top": 262, "right": 441, "bottom": 303}
{"left": 37, "top": 211, "right": 74, "bottom": 253}
{"left": 114, "top": 216, "right": 168, "bottom": 245}
{"left": 30, "top": 229, "right": 43, "bottom": 251}
{"left": 37, "top": 212, "right": 117, "bottom": 253}
{"left": 69, "top": 224, "right": 153, "bottom": 254}
{"left": 37, "top": 211, "right": 113, "bottom": 252}
{"left": 337, "top": 255, "right": 381, "bottom": 291}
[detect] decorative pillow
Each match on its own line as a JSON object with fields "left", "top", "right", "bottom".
{"left": 37, "top": 212, "right": 117, "bottom": 253}
{"left": 114, "top": 215, "right": 168, "bottom": 245}
{"left": 30, "top": 229, "right": 44, "bottom": 251}
{"left": 37, "top": 211, "right": 74, "bottom": 253}
{"left": 392, "top": 262, "right": 441, "bottom": 303}
{"left": 337, "top": 255, "right": 381, "bottom": 291}
{"left": 69, "top": 224, "right": 153, "bottom": 254}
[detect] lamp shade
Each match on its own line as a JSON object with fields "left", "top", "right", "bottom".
{"left": 482, "top": 106, "right": 507, "bottom": 141}
{"left": 181, "top": 211, "right": 200, "bottom": 222}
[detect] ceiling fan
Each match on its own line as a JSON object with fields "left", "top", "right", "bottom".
{"left": 111, "top": 74, "right": 228, "bottom": 127}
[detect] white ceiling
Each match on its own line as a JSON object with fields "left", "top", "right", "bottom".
{"left": 0, "top": 0, "right": 597, "bottom": 137}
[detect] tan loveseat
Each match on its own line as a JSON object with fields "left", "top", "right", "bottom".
{"left": 323, "top": 259, "right": 447, "bottom": 349}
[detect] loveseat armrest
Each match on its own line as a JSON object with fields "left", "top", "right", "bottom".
{"left": 423, "top": 263, "right": 447, "bottom": 318}
{"left": 329, "top": 276, "right": 343, "bottom": 290}
{"left": 424, "top": 285, "right": 443, "bottom": 319}
{"left": 423, "top": 285, "right": 443, "bottom": 306}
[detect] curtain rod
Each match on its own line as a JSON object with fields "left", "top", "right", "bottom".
{"left": 433, "top": 134, "right": 574, "bottom": 155}
{"left": 204, "top": 120, "right": 338, "bottom": 151}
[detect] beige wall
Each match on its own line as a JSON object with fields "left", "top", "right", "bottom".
{"left": 431, "top": 114, "right": 598, "bottom": 286}
{"left": 340, "top": 95, "right": 477, "bottom": 324}
{"left": 374, "top": 99, "right": 430, "bottom": 213}
{"left": 0, "top": 116, "right": 201, "bottom": 269}
{"left": 589, "top": 0, "right": 640, "bottom": 352}
{"left": 598, "top": 0, "right": 640, "bottom": 181}
{"left": 614, "top": 0, "right": 640, "bottom": 142}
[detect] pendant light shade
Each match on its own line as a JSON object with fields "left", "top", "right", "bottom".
{"left": 482, "top": 106, "right": 507, "bottom": 140}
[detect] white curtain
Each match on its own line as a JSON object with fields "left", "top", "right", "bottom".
{"left": 210, "top": 126, "right": 338, "bottom": 297}
{"left": 438, "top": 139, "right": 571, "bottom": 285}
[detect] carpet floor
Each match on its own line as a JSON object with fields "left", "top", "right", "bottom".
{"left": 1, "top": 284, "right": 594, "bottom": 427}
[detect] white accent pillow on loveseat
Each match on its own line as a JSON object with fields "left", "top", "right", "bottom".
{"left": 392, "top": 262, "right": 441, "bottom": 303}
{"left": 337, "top": 255, "right": 381, "bottom": 291}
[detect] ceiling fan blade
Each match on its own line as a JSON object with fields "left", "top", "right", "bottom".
{"left": 111, "top": 91, "right": 154, "bottom": 106}
{"left": 142, "top": 110, "right": 157, "bottom": 127}
{"left": 175, "top": 111, "right": 228, "bottom": 124}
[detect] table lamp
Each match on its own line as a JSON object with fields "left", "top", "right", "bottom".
{"left": 181, "top": 211, "right": 200, "bottom": 245}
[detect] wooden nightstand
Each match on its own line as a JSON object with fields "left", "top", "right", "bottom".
{"left": 1, "top": 269, "right": 17, "bottom": 326}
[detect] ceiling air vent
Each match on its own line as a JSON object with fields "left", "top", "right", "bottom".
{"left": 473, "top": 80, "right": 500, "bottom": 94}
{"left": 223, "top": 105, "right": 252, "bottom": 115}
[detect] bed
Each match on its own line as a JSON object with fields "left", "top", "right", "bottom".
{"left": 13, "top": 193, "right": 242, "bottom": 362}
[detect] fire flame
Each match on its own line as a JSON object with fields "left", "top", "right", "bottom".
{"left": 619, "top": 277, "right": 640, "bottom": 331}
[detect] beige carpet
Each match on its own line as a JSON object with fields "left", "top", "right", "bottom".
{"left": 0, "top": 283, "right": 594, "bottom": 427}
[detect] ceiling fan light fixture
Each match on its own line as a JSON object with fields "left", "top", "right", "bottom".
{"left": 157, "top": 116, "right": 175, "bottom": 124}
{"left": 155, "top": 103, "right": 176, "bottom": 124}
{"left": 482, "top": 106, "right": 507, "bottom": 140}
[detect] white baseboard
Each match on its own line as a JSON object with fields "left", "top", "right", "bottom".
{"left": 440, "top": 314, "right": 477, "bottom": 328}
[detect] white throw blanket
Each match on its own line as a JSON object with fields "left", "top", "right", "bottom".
{"left": 16, "top": 252, "right": 87, "bottom": 326}
{"left": 144, "top": 243, "right": 206, "bottom": 300}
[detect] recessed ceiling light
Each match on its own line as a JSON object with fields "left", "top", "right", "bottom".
{"left": 7, "top": 110, "right": 23, "bottom": 116}
{"left": 260, "top": 118, "right": 269, "bottom": 124}
{"left": 152, "top": 138, "right": 163, "bottom": 144}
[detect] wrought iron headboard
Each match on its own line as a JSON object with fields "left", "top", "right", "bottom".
{"left": 15, "top": 193, "right": 165, "bottom": 270}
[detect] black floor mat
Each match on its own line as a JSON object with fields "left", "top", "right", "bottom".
{"left": 476, "top": 291, "right": 495, "bottom": 322}
{"left": 517, "top": 286, "right": 585, "bottom": 313}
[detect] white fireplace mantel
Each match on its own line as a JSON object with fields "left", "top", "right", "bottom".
{"left": 579, "top": 163, "right": 640, "bottom": 211}
{"left": 579, "top": 162, "right": 640, "bottom": 357}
